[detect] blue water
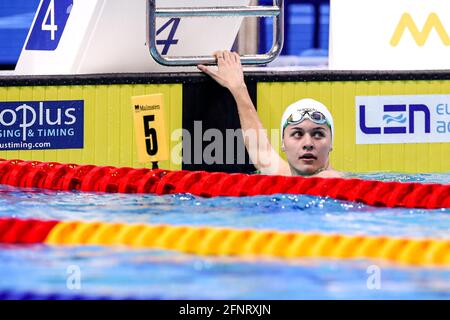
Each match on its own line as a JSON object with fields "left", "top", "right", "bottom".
{"left": 0, "top": 172, "right": 449, "bottom": 299}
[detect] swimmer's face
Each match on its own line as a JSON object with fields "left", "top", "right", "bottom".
{"left": 282, "top": 120, "right": 332, "bottom": 176}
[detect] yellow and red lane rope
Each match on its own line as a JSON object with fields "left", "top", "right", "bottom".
{"left": 1, "top": 217, "right": 449, "bottom": 267}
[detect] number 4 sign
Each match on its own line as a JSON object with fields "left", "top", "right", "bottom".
{"left": 156, "top": 18, "right": 180, "bottom": 55}
{"left": 26, "top": 0, "right": 73, "bottom": 51}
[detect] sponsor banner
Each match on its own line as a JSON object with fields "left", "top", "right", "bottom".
{"left": 356, "top": 94, "right": 450, "bottom": 144}
{"left": 329, "top": 0, "right": 450, "bottom": 70}
{"left": 132, "top": 94, "right": 168, "bottom": 163}
{"left": 0, "top": 100, "right": 84, "bottom": 150}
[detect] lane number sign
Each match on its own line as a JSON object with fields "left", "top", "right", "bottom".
{"left": 25, "top": 1, "right": 180, "bottom": 54}
{"left": 26, "top": 0, "right": 73, "bottom": 51}
{"left": 132, "top": 94, "right": 168, "bottom": 164}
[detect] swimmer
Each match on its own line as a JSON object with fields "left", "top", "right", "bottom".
{"left": 198, "top": 50, "right": 344, "bottom": 178}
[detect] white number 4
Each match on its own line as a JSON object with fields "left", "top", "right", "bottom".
{"left": 42, "top": 0, "right": 58, "bottom": 40}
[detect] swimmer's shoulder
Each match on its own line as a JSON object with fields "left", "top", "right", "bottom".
{"left": 252, "top": 168, "right": 348, "bottom": 179}
{"left": 314, "top": 169, "right": 347, "bottom": 178}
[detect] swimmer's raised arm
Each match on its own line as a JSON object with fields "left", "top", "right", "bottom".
{"left": 198, "top": 51, "right": 290, "bottom": 175}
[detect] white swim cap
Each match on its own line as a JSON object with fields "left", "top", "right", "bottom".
{"left": 280, "top": 98, "right": 334, "bottom": 144}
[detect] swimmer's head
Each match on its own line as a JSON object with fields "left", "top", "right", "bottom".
{"left": 280, "top": 98, "right": 334, "bottom": 144}
{"left": 280, "top": 99, "right": 334, "bottom": 176}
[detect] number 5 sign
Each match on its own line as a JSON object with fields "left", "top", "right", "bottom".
{"left": 132, "top": 94, "right": 169, "bottom": 164}
{"left": 26, "top": 0, "right": 73, "bottom": 51}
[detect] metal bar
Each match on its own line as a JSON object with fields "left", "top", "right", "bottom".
{"left": 155, "top": 6, "right": 280, "bottom": 18}
{"left": 148, "top": 0, "right": 284, "bottom": 66}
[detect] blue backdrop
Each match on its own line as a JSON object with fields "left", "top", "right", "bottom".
{"left": 0, "top": 0, "right": 40, "bottom": 67}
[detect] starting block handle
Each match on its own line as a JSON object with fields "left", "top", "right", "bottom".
{"left": 147, "top": 0, "right": 284, "bottom": 66}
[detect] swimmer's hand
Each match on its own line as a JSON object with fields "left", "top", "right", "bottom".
{"left": 197, "top": 50, "right": 246, "bottom": 92}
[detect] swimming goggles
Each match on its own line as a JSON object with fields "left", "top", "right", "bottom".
{"left": 283, "top": 108, "right": 331, "bottom": 130}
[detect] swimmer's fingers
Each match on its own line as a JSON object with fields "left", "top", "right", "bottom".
{"left": 197, "top": 64, "right": 218, "bottom": 78}
{"left": 212, "top": 50, "right": 239, "bottom": 66}
{"left": 213, "top": 50, "right": 226, "bottom": 66}
{"left": 223, "top": 51, "right": 233, "bottom": 64}
{"left": 198, "top": 51, "right": 244, "bottom": 89}
{"left": 197, "top": 52, "right": 221, "bottom": 74}
{"left": 232, "top": 52, "right": 241, "bottom": 66}
{"left": 213, "top": 50, "right": 223, "bottom": 59}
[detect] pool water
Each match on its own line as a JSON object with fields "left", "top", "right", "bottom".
{"left": 0, "top": 172, "right": 449, "bottom": 299}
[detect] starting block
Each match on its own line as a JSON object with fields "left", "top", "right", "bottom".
{"left": 15, "top": 0, "right": 254, "bottom": 74}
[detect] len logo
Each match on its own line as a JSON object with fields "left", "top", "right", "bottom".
{"left": 359, "top": 104, "right": 431, "bottom": 135}
{"left": 390, "top": 12, "right": 450, "bottom": 47}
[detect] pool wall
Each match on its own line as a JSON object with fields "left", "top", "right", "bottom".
{"left": 257, "top": 78, "right": 450, "bottom": 173}
{"left": 0, "top": 81, "right": 183, "bottom": 170}
{"left": 0, "top": 70, "right": 449, "bottom": 173}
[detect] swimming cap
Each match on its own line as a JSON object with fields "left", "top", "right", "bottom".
{"left": 280, "top": 98, "right": 334, "bottom": 144}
